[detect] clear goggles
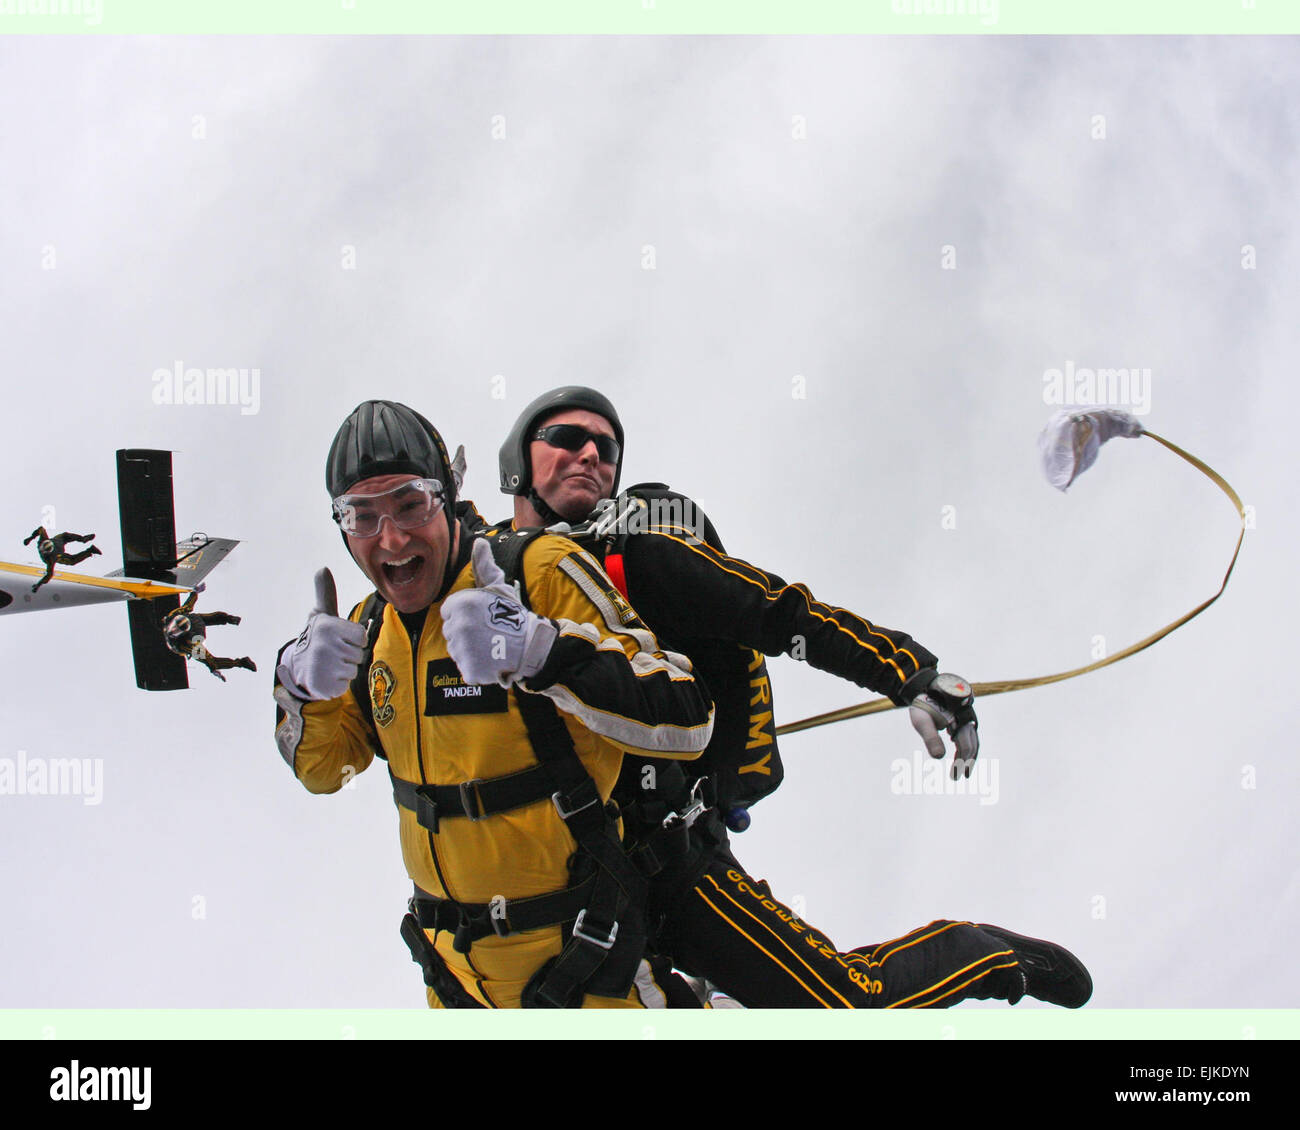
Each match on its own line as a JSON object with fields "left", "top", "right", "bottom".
{"left": 331, "top": 477, "right": 446, "bottom": 538}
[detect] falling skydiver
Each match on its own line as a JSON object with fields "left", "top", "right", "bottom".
{"left": 161, "top": 583, "right": 256, "bottom": 682}
{"left": 23, "top": 527, "right": 102, "bottom": 593}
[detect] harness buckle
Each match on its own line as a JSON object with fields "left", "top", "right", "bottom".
{"left": 552, "top": 783, "right": 600, "bottom": 821}
{"left": 414, "top": 786, "right": 440, "bottom": 833}
{"left": 679, "top": 777, "right": 710, "bottom": 829}
{"left": 564, "top": 496, "right": 638, "bottom": 544}
{"left": 459, "top": 778, "right": 487, "bottom": 822}
{"left": 572, "top": 909, "right": 619, "bottom": 950}
{"left": 452, "top": 912, "right": 474, "bottom": 954}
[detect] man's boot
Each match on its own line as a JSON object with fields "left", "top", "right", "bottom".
{"left": 977, "top": 925, "right": 1092, "bottom": 1008}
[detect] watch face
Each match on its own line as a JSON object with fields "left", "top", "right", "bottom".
{"left": 933, "top": 673, "right": 972, "bottom": 702}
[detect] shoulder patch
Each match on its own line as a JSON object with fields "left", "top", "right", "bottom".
{"left": 559, "top": 550, "right": 649, "bottom": 632}
{"left": 605, "top": 582, "right": 639, "bottom": 626}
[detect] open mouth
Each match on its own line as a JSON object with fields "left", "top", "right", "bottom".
{"left": 381, "top": 554, "right": 424, "bottom": 586}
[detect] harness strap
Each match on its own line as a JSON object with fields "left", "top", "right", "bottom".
{"left": 464, "top": 526, "right": 652, "bottom": 1005}
{"left": 511, "top": 688, "right": 649, "bottom": 908}
{"left": 380, "top": 524, "right": 648, "bottom": 1008}
{"left": 399, "top": 911, "right": 485, "bottom": 1008}
{"left": 604, "top": 551, "right": 627, "bottom": 599}
{"left": 509, "top": 685, "right": 647, "bottom": 1006}
{"left": 411, "top": 877, "right": 599, "bottom": 950}
{"left": 390, "top": 764, "right": 555, "bottom": 831}
{"left": 350, "top": 590, "right": 389, "bottom": 758}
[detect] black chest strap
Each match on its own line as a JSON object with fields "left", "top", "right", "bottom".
{"left": 390, "top": 764, "right": 555, "bottom": 830}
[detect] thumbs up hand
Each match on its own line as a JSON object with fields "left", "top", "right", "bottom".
{"left": 276, "top": 568, "right": 371, "bottom": 702}
{"left": 442, "top": 539, "right": 558, "bottom": 688}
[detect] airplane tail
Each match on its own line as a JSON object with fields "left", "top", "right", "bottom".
{"left": 0, "top": 449, "right": 241, "bottom": 690}
{"left": 112, "top": 449, "right": 240, "bottom": 691}
{"left": 116, "top": 449, "right": 178, "bottom": 577}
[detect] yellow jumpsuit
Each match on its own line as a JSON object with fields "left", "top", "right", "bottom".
{"left": 275, "top": 534, "right": 714, "bottom": 1007}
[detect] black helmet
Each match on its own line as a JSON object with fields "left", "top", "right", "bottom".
{"left": 499, "top": 386, "right": 624, "bottom": 504}
{"left": 326, "top": 401, "right": 461, "bottom": 601}
{"left": 327, "top": 400, "right": 455, "bottom": 504}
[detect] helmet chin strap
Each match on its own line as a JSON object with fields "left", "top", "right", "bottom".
{"left": 526, "top": 487, "right": 564, "bottom": 527}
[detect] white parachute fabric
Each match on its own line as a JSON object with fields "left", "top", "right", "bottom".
{"left": 1037, "top": 408, "right": 1144, "bottom": 491}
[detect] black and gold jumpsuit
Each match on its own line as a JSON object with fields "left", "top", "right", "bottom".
{"left": 512, "top": 486, "right": 1031, "bottom": 1009}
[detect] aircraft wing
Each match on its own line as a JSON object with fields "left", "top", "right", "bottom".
{"left": 0, "top": 561, "right": 189, "bottom": 616}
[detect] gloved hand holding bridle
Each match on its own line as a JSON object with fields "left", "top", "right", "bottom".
{"left": 903, "top": 670, "right": 979, "bottom": 779}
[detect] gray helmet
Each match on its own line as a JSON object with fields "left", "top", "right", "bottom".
{"left": 499, "top": 386, "right": 624, "bottom": 500}
{"left": 327, "top": 400, "right": 456, "bottom": 509}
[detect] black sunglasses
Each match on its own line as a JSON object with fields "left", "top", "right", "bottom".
{"left": 534, "top": 424, "right": 620, "bottom": 464}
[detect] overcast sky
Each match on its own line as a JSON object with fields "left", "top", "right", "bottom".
{"left": 0, "top": 35, "right": 1294, "bottom": 1019}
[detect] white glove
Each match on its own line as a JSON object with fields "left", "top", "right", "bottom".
{"left": 276, "top": 568, "right": 369, "bottom": 701}
{"left": 442, "top": 539, "right": 558, "bottom": 688}
{"left": 906, "top": 671, "right": 980, "bottom": 780}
